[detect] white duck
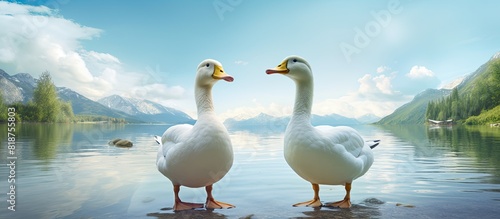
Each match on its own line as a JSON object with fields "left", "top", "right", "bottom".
{"left": 266, "top": 55, "right": 379, "bottom": 208}
{"left": 156, "top": 59, "right": 235, "bottom": 211}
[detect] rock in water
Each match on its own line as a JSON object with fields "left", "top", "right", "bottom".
{"left": 109, "top": 138, "right": 133, "bottom": 147}
{"left": 109, "top": 138, "right": 121, "bottom": 145}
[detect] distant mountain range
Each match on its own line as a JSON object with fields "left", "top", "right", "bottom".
{"left": 0, "top": 70, "right": 36, "bottom": 103}
{"left": 57, "top": 87, "right": 140, "bottom": 122}
{"left": 0, "top": 69, "right": 194, "bottom": 124}
{"left": 377, "top": 51, "right": 500, "bottom": 125}
{"left": 223, "top": 112, "right": 379, "bottom": 131}
{"left": 4, "top": 51, "right": 498, "bottom": 125}
{"left": 97, "top": 95, "right": 194, "bottom": 123}
{"left": 224, "top": 113, "right": 288, "bottom": 132}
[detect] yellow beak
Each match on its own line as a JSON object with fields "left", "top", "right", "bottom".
{"left": 266, "top": 60, "right": 289, "bottom": 74}
{"left": 212, "top": 65, "right": 234, "bottom": 82}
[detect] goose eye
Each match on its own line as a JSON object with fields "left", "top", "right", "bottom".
{"left": 206, "top": 63, "right": 210, "bottom": 67}
{"left": 292, "top": 59, "right": 297, "bottom": 63}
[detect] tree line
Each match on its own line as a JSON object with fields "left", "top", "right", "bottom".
{"left": 1, "top": 71, "right": 127, "bottom": 123}
{"left": 0, "top": 72, "right": 74, "bottom": 123}
{"left": 426, "top": 59, "right": 500, "bottom": 124}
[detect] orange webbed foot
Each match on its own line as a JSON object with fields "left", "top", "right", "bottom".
{"left": 292, "top": 198, "right": 322, "bottom": 208}
{"left": 325, "top": 198, "right": 351, "bottom": 208}
{"left": 173, "top": 201, "right": 204, "bottom": 211}
{"left": 205, "top": 198, "right": 235, "bottom": 209}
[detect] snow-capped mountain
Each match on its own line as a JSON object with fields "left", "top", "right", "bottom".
{"left": 1, "top": 68, "right": 195, "bottom": 124}
{"left": 57, "top": 87, "right": 139, "bottom": 121}
{"left": 491, "top": 51, "right": 500, "bottom": 60}
{"left": 224, "top": 113, "right": 289, "bottom": 132}
{"left": 97, "top": 95, "right": 194, "bottom": 124}
{"left": 0, "top": 70, "right": 36, "bottom": 104}
{"left": 224, "top": 112, "right": 364, "bottom": 132}
{"left": 356, "top": 114, "right": 382, "bottom": 124}
{"left": 98, "top": 95, "right": 175, "bottom": 115}
{"left": 440, "top": 76, "right": 465, "bottom": 90}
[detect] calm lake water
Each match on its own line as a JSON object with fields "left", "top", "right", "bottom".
{"left": 1, "top": 123, "right": 500, "bottom": 218}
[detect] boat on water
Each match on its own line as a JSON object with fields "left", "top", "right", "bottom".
{"left": 428, "top": 119, "right": 454, "bottom": 126}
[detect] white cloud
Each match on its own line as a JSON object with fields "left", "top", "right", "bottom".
{"left": 373, "top": 75, "right": 393, "bottom": 95}
{"left": 312, "top": 69, "right": 410, "bottom": 118}
{"left": 0, "top": 2, "right": 53, "bottom": 17}
{"left": 312, "top": 96, "right": 409, "bottom": 118}
{"left": 130, "top": 84, "right": 185, "bottom": 100}
{"left": 234, "top": 60, "right": 248, "bottom": 65}
{"left": 376, "top": 65, "right": 390, "bottom": 73}
{"left": 406, "top": 65, "right": 434, "bottom": 79}
{"left": 0, "top": 2, "right": 185, "bottom": 103}
{"left": 0, "top": 47, "right": 15, "bottom": 62}
{"left": 221, "top": 66, "right": 412, "bottom": 120}
{"left": 83, "top": 51, "right": 121, "bottom": 65}
{"left": 220, "top": 89, "right": 410, "bottom": 120}
{"left": 358, "top": 74, "right": 396, "bottom": 96}
{"left": 395, "top": 65, "right": 440, "bottom": 94}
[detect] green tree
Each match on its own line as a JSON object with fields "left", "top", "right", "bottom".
{"left": 32, "top": 71, "right": 60, "bottom": 122}
{"left": 57, "top": 101, "right": 74, "bottom": 123}
{"left": 426, "top": 59, "right": 500, "bottom": 124}
{"left": 426, "top": 101, "right": 433, "bottom": 119}
{"left": 0, "top": 90, "right": 7, "bottom": 122}
{"left": 450, "top": 88, "right": 459, "bottom": 120}
{"left": 486, "top": 59, "right": 500, "bottom": 107}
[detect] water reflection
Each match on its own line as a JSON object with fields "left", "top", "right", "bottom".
{"left": 24, "top": 123, "right": 74, "bottom": 160}
{"left": 380, "top": 125, "right": 500, "bottom": 200}
{"left": 146, "top": 209, "right": 228, "bottom": 219}
{"left": 427, "top": 125, "right": 500, "bottom": 183}
{"left": 377, "top": 125, "right": 500, "bottom": 174}
{"left": 1, "top": 124, "right": 500, "bottom": 218}
{"left": 292, "top": 198, "right": 385, "bottom": 219}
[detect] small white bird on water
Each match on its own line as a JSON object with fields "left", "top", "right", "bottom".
{"left": 266, "top": 55, "right": 379, "bottom": 208}
{"left": 155, "top": 59, "right": 235, "bottom": 211}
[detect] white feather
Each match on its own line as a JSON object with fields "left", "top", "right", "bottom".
{"left": 156, "top": 59, "right": 233, "bottom": 188}
{"left": 273, "top": 55, "right": 375, "bottom": 186}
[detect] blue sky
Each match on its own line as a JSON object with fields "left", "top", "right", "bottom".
{"left": 1, "top": 0, "right": 500, "bottom": 119}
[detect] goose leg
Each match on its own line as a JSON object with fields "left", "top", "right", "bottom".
{"left": 205, "top": 184, "right": 235, "bottom": 209}
{"left": 172, "top": 185, "right": 204, "bottom": 211}
{"left": 325, "top": 183, "right": 352, "bottom": 208}
{"left": 292, "top": 183, "right": 322, "bottom": 207}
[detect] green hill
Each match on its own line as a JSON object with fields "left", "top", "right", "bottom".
{"left": 376, "top": 89, "right": 451, "bottom": 125}
{"left": 377, "top": 52, "right": 500, "bottom": 125}
{"left": 464, "top": 105, "right": 500, "bottom": 125}
{"left": 426, "top": 55, "right": 500, "bottom": 124}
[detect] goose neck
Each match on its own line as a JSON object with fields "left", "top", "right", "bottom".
{"left": 291, "top": 79, "right": 313, "bottom": 122}
{"left": 195, "top": 85, "right": 216, "bottom": 117}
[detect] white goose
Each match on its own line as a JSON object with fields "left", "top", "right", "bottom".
{"left": 266, "top": 55, "right": 379, "bottom": 208}
{"left": 156, "top": 59, "right": 235, "bottom": 211}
